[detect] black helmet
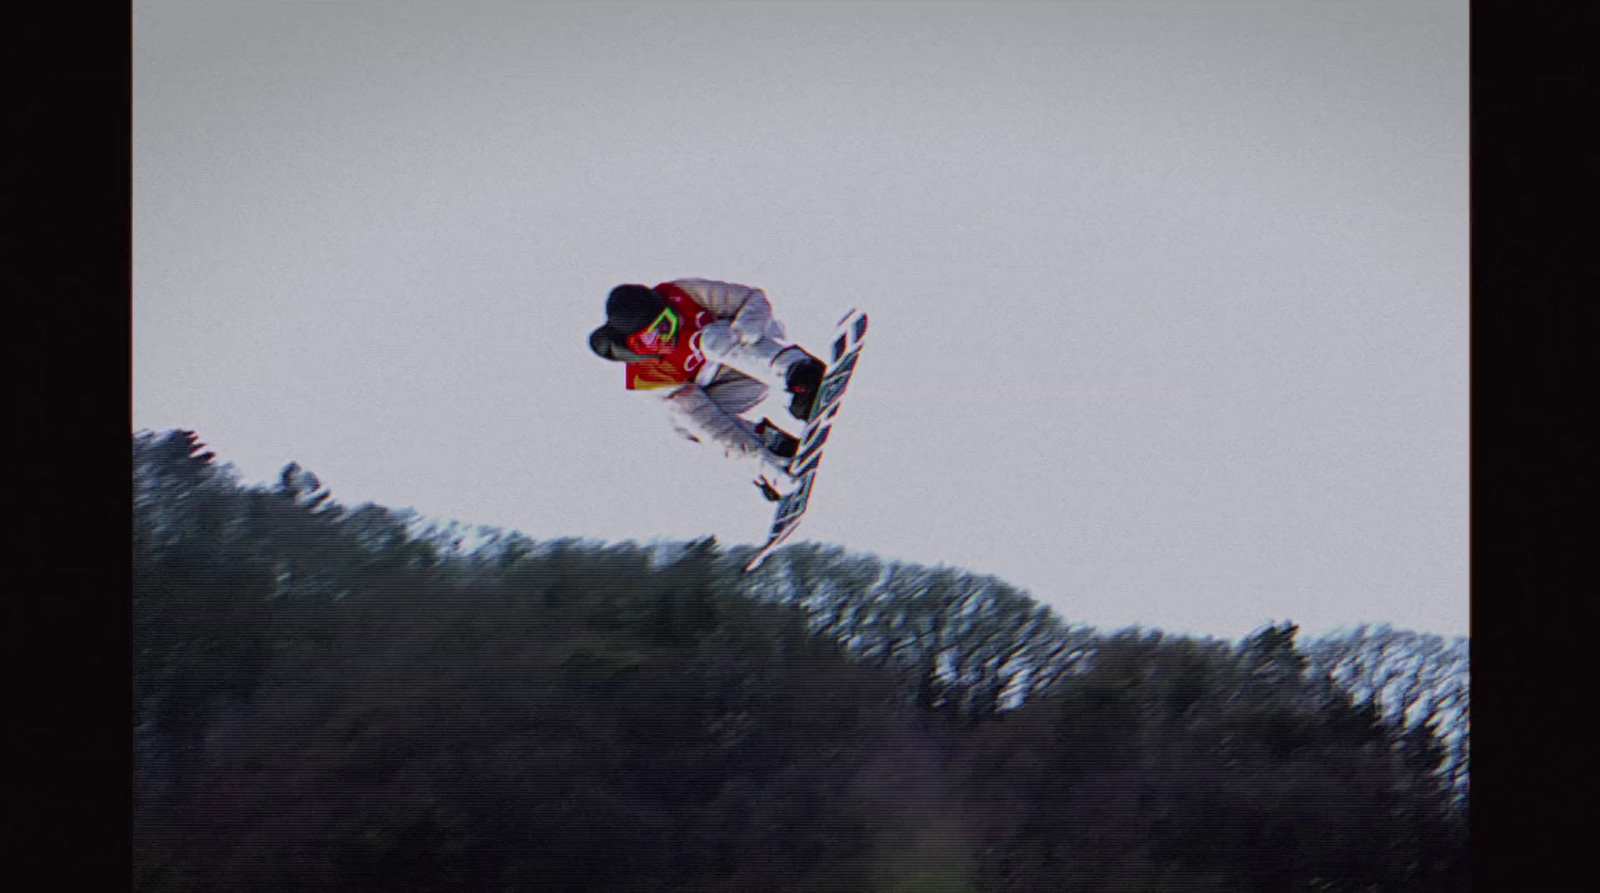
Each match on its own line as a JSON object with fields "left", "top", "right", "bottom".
{"left": 606, "top": 284, "right": 665, "bottom": 334}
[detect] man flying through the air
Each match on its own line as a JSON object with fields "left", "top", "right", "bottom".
{"left": 589, "top": 278, "right": 826, "bottom": 498}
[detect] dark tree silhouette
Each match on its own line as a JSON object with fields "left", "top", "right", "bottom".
{"left": 132, "top": 430, "right": 1466, "bottom": 893}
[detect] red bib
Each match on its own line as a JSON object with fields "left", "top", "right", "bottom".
{"left": 624, "top": 283, "right": 717, "bottom": 390}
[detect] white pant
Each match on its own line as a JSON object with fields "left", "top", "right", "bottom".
{"left": 661, "top": 320, "right": 814, "bottom": 485}
{"left": 694, "top": 319, "right": 807, "bottom": 392}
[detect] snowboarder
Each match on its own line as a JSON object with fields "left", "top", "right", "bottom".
{"left": 589, "top": 279, "right": 827, "bottom": 495}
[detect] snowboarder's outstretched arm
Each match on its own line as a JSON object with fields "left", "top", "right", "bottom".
{"left": 670, "top": 278, "right": 785, "bottom": 344}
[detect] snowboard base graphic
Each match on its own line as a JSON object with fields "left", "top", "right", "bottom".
{"left": 744, "top": 308, "right": 868, "bottom": 572}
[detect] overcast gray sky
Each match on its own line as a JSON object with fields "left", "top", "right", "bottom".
{"left": 133, "top": 0, "right": 1467, "bottom": 640}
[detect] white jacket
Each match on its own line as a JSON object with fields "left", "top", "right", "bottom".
{"left": 668, "top": 278, "right": 787, "bottom": 345}
{"left": 647, "top": 279, "right": 806, "bottom": 480}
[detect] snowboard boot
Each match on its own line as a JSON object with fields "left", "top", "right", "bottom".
{"left": 755, "top": 417, "right": 800, "bottom": 459}
{"left": 784, "top": 355, "right": 827, "bottom": 423}
{"left": 751, "top": 420, "right": 801, "bottom": 502}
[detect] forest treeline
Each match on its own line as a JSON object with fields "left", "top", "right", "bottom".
{"left": 133, "top": 430, "right": 1467, "bottom": 892}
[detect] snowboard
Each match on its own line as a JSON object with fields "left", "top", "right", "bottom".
{"left": 744, "top": 308, "right": 868, "bottom": 572}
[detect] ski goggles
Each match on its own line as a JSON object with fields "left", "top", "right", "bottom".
{"left": 624, "top": 307, "right": 680, "bottom": 354}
